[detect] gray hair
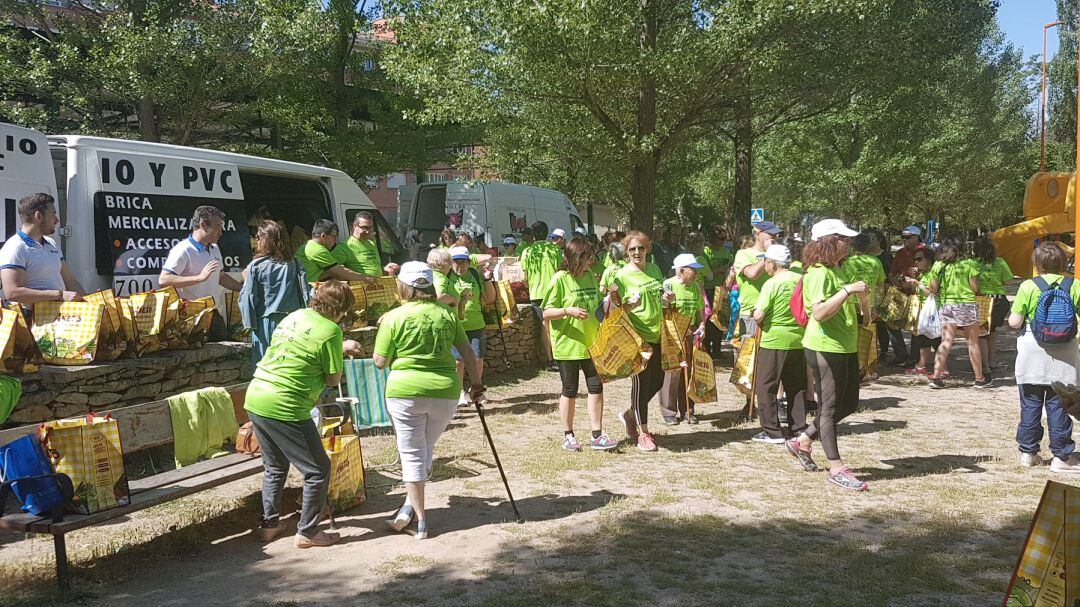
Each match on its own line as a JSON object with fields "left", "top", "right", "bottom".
{"left": 607, "top": 242, "right": 626, "bottom": 263}
{"left": 191, "top": 205, "right": 225, "bottom": 232}
{"left": 312, "top": 219, "right": 339, "bottom": 238}
{"left": 426, "top": 248, "right": 452, "bottom": 273}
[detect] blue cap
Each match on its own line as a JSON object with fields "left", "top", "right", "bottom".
{"left": 754, "top": 221, "right": 781, "bottom": 235}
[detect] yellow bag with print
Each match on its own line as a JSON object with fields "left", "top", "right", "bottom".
{"left": 342, "top": 282, "right": 369, "bottom": 331}
{"left": 976, "top": 295, "right": 993, "bottom": 338}
{"left": 119, "top": 289, "right": 172, "bottom": 356}
{"left": 660, "top": 308, "right": 691, "bottom": 371}
{"left": 482, "top": 280, "right": 517, "bottom": 330}
{"left": 30, "top": 301, "right": 106, "bottom": 365}
{"left": 165, "top": 297, "right": 216, "bottom": 349}
{"left": 858, "top": 325, "right": 879, "bottom": 380}
{"left": 224, "top": 289, "right": 250, "bottom": 341}
{"left": 83, "top": 290, "right": 129, "bottom": 360}
{"left": 362, "top": 276, "right": 400, "bottom": 322}
{"left": 688, "top": 347, "right": 717, "bottom": 404}
{"left": 877, "top": 286, "right": 909, "bottom": 326}
{"left": 323, "top": 434, "right": 365, "bottom": 514}
{"left": 0, "top": 305, "right": 41, "bottom": 374}
{"left": 588, "top": 306, "right": 645, "bottom": 382}
{"left": 729, "top": 334, "right": 757, "bottom": 396}
{"left": 709, "top": 286, "right": 730, "bottom": 332}
{"left": 39, "top": 414, "right": 130, "bottom": 514}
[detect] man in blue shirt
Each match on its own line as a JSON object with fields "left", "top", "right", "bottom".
{"left": 0, "top": 193, "right": 84, "bottom": 304}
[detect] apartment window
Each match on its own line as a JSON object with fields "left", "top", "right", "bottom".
{"left": 425, "top": 173, "right": 448, "bottom": 183}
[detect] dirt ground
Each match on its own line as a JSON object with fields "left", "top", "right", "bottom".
{"left": 0, "top": 328, "right": 1066, "bottom": 606}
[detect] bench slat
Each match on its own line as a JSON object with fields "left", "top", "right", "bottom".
{"left": 0, "top": 511, "right": 48, "bottom": 532}
{"left": 129, "top": 453, "right": 261, "bottom": 494}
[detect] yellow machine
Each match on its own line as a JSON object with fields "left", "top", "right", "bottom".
{"left": 991, "top": 172, "right": 1076, "bottom": 278}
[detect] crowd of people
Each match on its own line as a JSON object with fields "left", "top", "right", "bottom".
{"left": 11, "top": 191, "right": 1080, "bottom": 545}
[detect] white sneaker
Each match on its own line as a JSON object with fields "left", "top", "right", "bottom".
{"left": 1051, "top": 454, "right": 1080, "bottom": 473}
{"left": 1019, "top": 452, "right": 1044, "bottom": 467}
{"left": 458, "top": 391, "right": 470, "bottom": 407}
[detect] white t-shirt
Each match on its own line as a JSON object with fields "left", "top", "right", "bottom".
{"left": 0, "top": 230, "right": 65, "bottom": 293}
{"left": 162, "top": 236, "right": 224, "bottom": 310}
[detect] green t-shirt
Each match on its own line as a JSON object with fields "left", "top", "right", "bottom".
{"left": 244, "top": 308, "right": 344, "bottom": 421}
{"left": 296, "top": 240, "right": 338, "bottom": 282}
{"left": 663, "top": 277, "right": 704, "bottom": 321}
{"left": 345, "top": 236, "right": 382, "bottom": 277}
{"left": 374, "top": 301, "right": 468, "bottom": 400}
{"left": 542, "top": 270, "right": 602, "bottom": 360}
{"left": 432, "top": 269, "right": 459, "bottom": 312}
{"left": 600, "top": 261, "right": 626, "bottom": 291}
{"left": 801, "top": 264, "right": 857, "bottom": 354}
{"left": 791, "top": 260, "right": 803, "bottom": 273}
{"left": 916, "top": 270, "right": 934, "bottom": 303}
{"left": 733, "top": 247, "right": 768, "bottom": 311}
{"left": 590, "top": 259, "right": 606, "bottom": 283}
{"left": 521, "top": 240, "right": 563, "bottom": 301}
{"left": 931, "top": 259, "right": 979, "bottom": 304}
{"left": 612, "top": 263, "right": 665, "bottom": 343}
{"left": 840, "top": 253, "right": 886, "bottom": 305}
{"left": 976, "top": 257, "right": 1013, "bottom": 296}
{"left": 455, "top": 268, "right": 486, "bottom": 331}
{"left": 755, "top": 271, "right": 804, "bottom": 351}
{"left": 1010, "top": 274, "right": 1080, "bottom": 322}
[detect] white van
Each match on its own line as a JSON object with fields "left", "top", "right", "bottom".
{"left": 400, "top": 181, "right": 585, "bottom": 254}
{"left": 0, "top": 122, "right": 404, "bottom": 295}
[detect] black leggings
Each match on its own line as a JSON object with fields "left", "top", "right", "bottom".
{"left": 631, "top": 342, "right": 664, "bottom": 425}
{"left": 557, "top": 359, "right": 603, "bottom": 398}
{"left": 803, "top": 349, "right": 860, "bottom": 461}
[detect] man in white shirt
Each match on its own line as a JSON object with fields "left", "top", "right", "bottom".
{"left": 0, "top": 193, "right": 84, "bottom": 305}
{"left": 159, "top": 205, "right": 243, "bottom": 339}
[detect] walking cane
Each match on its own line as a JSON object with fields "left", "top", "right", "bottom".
{"left": 488, "top": 278, "right": 513, "bottom": 371}
{"left": 747, "top": 327, "right": 762, "bottom": 419}
{"left": 472, "top": 393, "right": 524, "bottom": 523}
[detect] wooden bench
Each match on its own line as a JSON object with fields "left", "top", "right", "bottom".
{"left": 0, "top": 384, "right": 259, "bottom": 589}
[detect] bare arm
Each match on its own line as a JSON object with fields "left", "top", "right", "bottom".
{"left": 1, "top": 268, "right": 79, "bottom": 303}
{"left": 481, "top": 279, "right": 496, "bottom": 304}
{"left": 59, "top": 263, "right": 85, "bottom": 295}
{"left": 322, "top": 265, "right": 374, "bottom": 284}
{"left": 741, "top": 259, "right": 766, "bottom": 280}
{"left": 752, "top": 308, "right": 765, "bottom": 323}
{"left": 219, "top": 272, "right": 243, "bottom": 291}
{"left": 373, "top": 353, "right": 389, "bottom": 369}
{"left": 1008, "top": 312, "right": 1024, "bottom": 330}
{"left": 323, "top": 371, "right": 342, "bottom": 387}
{"left": 812, "top": 281, "right": 867, "bottom": 323}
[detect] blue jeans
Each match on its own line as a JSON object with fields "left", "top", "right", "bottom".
{"left": 1017, "top": 384, "right": 1075, "bottom": 459}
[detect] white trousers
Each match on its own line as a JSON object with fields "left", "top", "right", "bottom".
{"left": 386, "top": 397, "right": 458, "bottom": 482}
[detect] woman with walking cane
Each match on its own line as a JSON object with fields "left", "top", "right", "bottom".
{"left": 542, "top": 236, "right": 619, "bottom": 451}
{"left": 659, "top": 254, "right": 708, "bottom": 425}
{"left": 375, "top": 262, "right": 485, "bottom": 539}
{"left": 784, "top": 220, "right": 870, "bottom": 491}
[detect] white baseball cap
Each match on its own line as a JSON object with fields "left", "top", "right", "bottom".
{"left": 449, "top": 246, "right": 471, "bottom": 260}
{"left": 548, "top": 228, "right": 567, "bottom": 240}
{"left": 502, "top": 236, "right": 518, "bottom": 245}
{"left": 398, "top": 261, "right": 434, "bottom": 288}
{"left": 810, "top": 219, "right": 858, "bottom": 241}
{"left": 901, "top": 225, "right": 923, "bottom": 237}
{"left": 759, "top": 244, "right": 791, "bottom": 265}
{"left": 574, "top": 227, "right": 588, "bottom": 235}
{"left": 672, "top": 253, "right": 704, "bottom": 270}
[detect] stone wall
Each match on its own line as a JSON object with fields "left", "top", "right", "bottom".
{"left": 4, "top": 304, "right": 544, "bottom": 426}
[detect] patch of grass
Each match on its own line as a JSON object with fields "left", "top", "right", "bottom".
{"left": 374, "top": 554, "right": 437, "bottom": 576}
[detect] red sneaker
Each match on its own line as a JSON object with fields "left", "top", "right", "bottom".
{"left": 637, "top": 432, "right": 658, "bottom": 452}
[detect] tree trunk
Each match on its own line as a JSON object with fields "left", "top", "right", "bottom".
{"left": 732, "top": 90, "right": 753, "bottom": 228}
{"left": 329, "top": 0, "right": 356, "bottom": 134}
{"left": 136, "top": 96, "right": 160, "bottom": 142}
{"left": 630, "top": 0, "right": 659, "bottom": 234}
{"left": 630, "top": 152, "right": 659, "bottom": 232}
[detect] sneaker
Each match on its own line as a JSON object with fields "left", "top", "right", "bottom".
{"left": 906, "top": 367, "right": 928, "bottom": 377}
{"left": 619, "top": 409, "right": 639, "bottom": 442}
{"left": 415, "top": 520, "right": 429, "bottom": 540}
{"left": 1019, "top": 452, "right": 1044, "bottom": 468}
{"left": 590, "top": 433, "right": 619, "bottom": 451}
{"left": 973, "top": 376, "right": 993, "bottom": 389}
{"left": 385, "top": 504, "right": 414, "bottom": 532}
{"left": 928, "top": 377, "right": 946, "bottom": 389}
{"left": 751, "top": 431, "right": 785, "bottom": 444}
{"left": 637, "top": 432, "right": 658, "bottom": 452}
{"left": 546, "top": 361, "right": 559, "bottom": 372}
{"left": 257, "top": 520, "right": 285, "bottom": 541}
{"left": 1051, "top": 454, "right": 1080, "bottom": 473}
{"left": 828, "top": 467, "right": 869, "bottom": 491}
{"left": 686, "top": 413, "right": 700, "bottom": 425}
{"left": 662, "top": 415, "right": 679, "bottom": 426}
{"left": 785, "top": 439, "right": 819, "bottom": 472}
{"left": 562, "top": 434, "right": 582, "bottom": 452}
{"left": 901, "top": 357, "right": 920, "bottom": 368}
{"left": 294, "top": 531, "right": 340, "bottom": 548}
{"left": 458, "top": 391, "right": 470, "bottom": 407}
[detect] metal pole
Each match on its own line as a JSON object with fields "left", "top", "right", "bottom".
{"left": 1075, "top": 15, "right": 1080, "bottom": 275}
{"left": 1043, "top": 21, "right": 1063, "bottom": 172}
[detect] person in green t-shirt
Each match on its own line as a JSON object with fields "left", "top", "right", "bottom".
{"left": 785, "top": 219, "right": 870, "bottom": 492}
{"left": 972, "top": 235, "right": 1014, "bottom": 377}
{"left": 294, "top": 219, "right": 373, "bottom": 284}
{"left": 243, "top": 281, "right": 362, "bottom": 548}
{"left": 599, "top": 242, "right": 627, "bottom": 291}
{"left": 839, "top": 233, "right": 886, "bottom": 315}
{"left": 374, "top": 262, "right": 485, "bottom": 540}
{"left": 541, "top": 236, "right": 618, "bottom": 452}
{"left": 427, "top": 248, "right": 460, "bottom": 311}
{"left": 729, "top": 221, "right": 780, "bottom": 337}
{"left": 610, "top": 231, "right": 666, "bottom": 452}
{"left": 345, "top": 211, "right": 398, "bottom": 279}
{"left": 521, "top": 221, "right": 565, "bottom": 369}
{"left": 751, "top": 244, "right": 808, "bottom": 443}
{"left": 658, "top": 254, "right": 708, "bottom": 426}
{"left": 450, "top": 246, "right": 496, "bottom": 406}
{"left": 927, "top": 237, "right": 987, "bottom": 389}
{"left": 899, "top": 247, "right": 941, "bottom": 377}
{"left": 702, "top": 228, "right": 734, "bottom": 356}
{"left": 1006, "top": 243, "right": 1080, "bottom": 472}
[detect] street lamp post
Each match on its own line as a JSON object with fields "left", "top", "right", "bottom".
{"left": 1042, "top": 20, "right": 1063, "bottom": 173}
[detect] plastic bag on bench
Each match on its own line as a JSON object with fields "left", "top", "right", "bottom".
{"left": 0, "top": 434, "right": 74, "bottom": 518}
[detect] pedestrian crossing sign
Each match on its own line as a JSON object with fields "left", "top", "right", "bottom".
{"left": 750, "top": 208, "right": 765, "bottom": 224}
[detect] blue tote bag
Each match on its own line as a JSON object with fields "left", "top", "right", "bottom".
{"left": 0, "top": 434, "right": 73, "bottom": 517}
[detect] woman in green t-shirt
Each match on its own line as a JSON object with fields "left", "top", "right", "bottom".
{"left": 450, "top": 246, "right": 496, "bottom": 406}
{"left": 599, "top": 242, "right": 627, "bottom": 291}
{"left": 244, "top": 280, "right": 361, "bottom": 548}
{"left": 542, "top": 237, "right": 618, "bottom": 452}
{"left": 928, "top": 238, "right": 988, "bottom": 389}
{"left": 900, "top": 248, "right": 941, "bottom": 377}
{"left": 427, "top": 248, "right": 460, "bottom": 310}
{"left": 658, "top": 254, "right": 708, "bottom": 426}
{"left": 785, "top": 220, "right": 870, "bottom": 492}
{"left": 374, "top": 262, "right": 485, "bottom": 540}
{"left": 973, "top": 235, "right": 1014, "bottom": 377}
{"left": 610, "top": 231, "right": 666, "bottom": 452}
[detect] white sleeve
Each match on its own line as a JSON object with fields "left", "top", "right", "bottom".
{"left": 161, "top": 244, "right": 187, "bottom": 275}
{"left": 0, "top": 240, "right": 27, "bottom": 270}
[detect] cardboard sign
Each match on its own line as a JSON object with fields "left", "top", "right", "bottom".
{"left": 1003, "top": 481, "right": 1080, "bottom": 607}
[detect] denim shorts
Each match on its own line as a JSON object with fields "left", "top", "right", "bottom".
{"left": 452, "top": 329, "right": 487, "bottom": 360}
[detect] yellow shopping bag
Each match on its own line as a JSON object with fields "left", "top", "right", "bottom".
{"left": 165, "top": 297, "right": 216, "bottom": 349}
{"left": 40, "top": 414, "right": 130, "bottom": 514}
{"left": 688, "top": 346, "right": 717, "bottom": 404}
{"left": 1004, "top": 481, "right": 1080, "bottom": 607}
{"left": 729, "top": 334, "right": 757, "bottom": 396}
{"left": 0, "top": 305, "right": 42, "bottom": 374}
{"left": 323, "top": 434, "right": 365, "bottom": 514}
{"left": 709, "top": 287, "right": 730, "bottom": 332}
{"left": 362, "top": 276, "right": 400, "bottom": 322}
{"left": 858, "top": 325, "right": 879, "bottom": 380}
{"left": 119, "top": 289, "right": 173, "bottom": 356}
{"left": 83, "top": 290, "right": 129, "bottom": 360}
{"left": 588, "top": 306, "right": 645, "bottom": 382}
{"left": 976, "top": 295, "right": 993, "bottom": 338}
{"left": 30, "top": 301, "right": 106, "bottom": 365}
{"left": 338, "top": 282, "right": 368, "bottom": 331}
{"left": 482, "top": 280, "right": 517, "bottom": 330}
{"left": 661, "top": 308, "right": 691, "bottom": 371}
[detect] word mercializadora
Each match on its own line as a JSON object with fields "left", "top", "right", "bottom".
{"left": 101, "top": 195, "right": 239, "bottom": 232}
